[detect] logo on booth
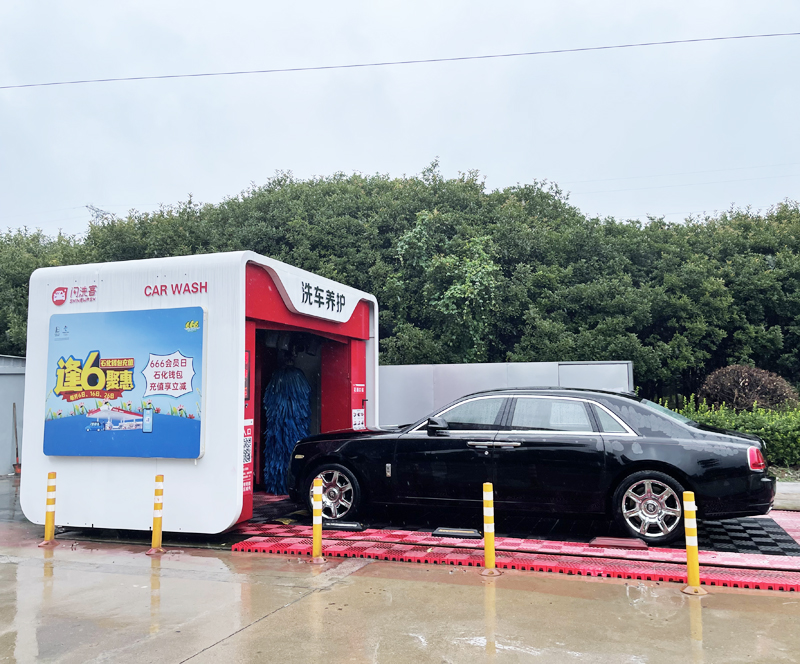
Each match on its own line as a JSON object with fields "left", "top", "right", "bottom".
{"left": 52, "top": 285, "right": 98, "bottom": 305}
{"left": 52, "top": 287, "right": 68, "bottom": 306}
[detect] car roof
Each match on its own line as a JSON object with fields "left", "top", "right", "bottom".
{"left": 401, "top": 386, "right": 643, "bottom": 432}
{"left": 457, "top": 386, "right": 641, "bottom": 401}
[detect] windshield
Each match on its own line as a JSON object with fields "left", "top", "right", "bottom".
{"left": 640, "top": 399, "right": 696, "bottom": 426}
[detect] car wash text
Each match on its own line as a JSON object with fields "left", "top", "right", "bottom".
{"left": 144, "top": 282, "right": 208, "bottom": 297}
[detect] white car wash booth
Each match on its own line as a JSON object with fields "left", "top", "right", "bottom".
{"left": 21, "top": 251, "right": 379, "bottom": 534}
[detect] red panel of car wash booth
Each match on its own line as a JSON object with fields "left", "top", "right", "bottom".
{"left": 242, "top": 262, "right": 370, "bottom": 522}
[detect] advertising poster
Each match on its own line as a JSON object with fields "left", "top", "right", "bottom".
{"left": 44, "top": 307, "right": 205, "bottom": 458}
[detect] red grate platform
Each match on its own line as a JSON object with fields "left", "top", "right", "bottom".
{"left": 232, "top": 517, "right": 800, "bottom": 573}
{"left": 232, "top": 534, "right": 800, "bottom": 592}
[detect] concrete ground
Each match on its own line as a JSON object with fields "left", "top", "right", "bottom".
{"left": 775, "top": 482, "right": 800, "bottom": 511}
{"left": 3, "top": 476, "right": 800, "bottom": 663}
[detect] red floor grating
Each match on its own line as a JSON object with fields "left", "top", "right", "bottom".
{"left": 232, "top": 515, "right": 800, "bottom": 573}
{"left": 232, "top": 534, "right": 800, "bottom": 592}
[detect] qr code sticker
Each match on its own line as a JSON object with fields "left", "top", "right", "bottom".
{"left": 352, "top": 409, "right": 366, "bottom": 430}
{"left": 243, "top": 436, "right": 252, "bottom": 463}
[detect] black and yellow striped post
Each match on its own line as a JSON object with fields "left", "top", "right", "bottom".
{"left": 146, "top": 475, "right": 165, "bottom": 555}
{"left": 481, "top": 482, "right": 501, "bottom": 577}
{"left": 311, "top": 477, "right": 325, "bottom": 564}
{"left": 38, "top": 472, "right": 58, "bottom": 548}
{"left": 681, "top": 491, "right": 707, "bottom": 595}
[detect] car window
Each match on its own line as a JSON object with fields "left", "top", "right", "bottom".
{"left": 437, "top": 397, "right": 505, "bottom": 431}
{"left": 593, "top": 398, "right": 695, "bottom": 439}
{"left": 510, "top": 398, "right": 593, "bottom": 432}
{"left": 640, "top": 399, "right": 695, "bottom": 425}
{"left": 592, "top": 405, "right": 629, "bottom": 433}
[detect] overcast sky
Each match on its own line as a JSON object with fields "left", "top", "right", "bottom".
{"left": 1, "top": 1, "right": 799, "bottom": 237}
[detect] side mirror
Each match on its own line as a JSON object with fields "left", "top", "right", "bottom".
{"left": 426, "top": 416, "right": 448, "bottom": 436}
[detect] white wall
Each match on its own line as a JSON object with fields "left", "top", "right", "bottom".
{"left": 0, "top": 357, "right": 25, "bottom": 474}
{"left": 378, "top": 361, "right": 634, "bottom": 426}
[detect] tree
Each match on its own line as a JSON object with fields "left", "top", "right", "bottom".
{"left": 2, "top": 164, "right": 799, "bottom": 401}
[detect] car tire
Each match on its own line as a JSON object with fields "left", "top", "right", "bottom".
{"left": 612, "top": 470, "right": 686, "bottom": 545}
{"left": 305, "top": 464, "right": 361, "bottom": 521}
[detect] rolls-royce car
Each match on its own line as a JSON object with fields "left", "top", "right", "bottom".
{"left": 287, "top": 388, "right": 776, "bottom": 544}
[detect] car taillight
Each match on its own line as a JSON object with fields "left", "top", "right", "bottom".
{"left": 748, "top": 446, "right": 766, "bottom": 471}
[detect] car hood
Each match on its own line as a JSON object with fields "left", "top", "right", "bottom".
{"left": 297, "top": 428, "right": 397, "bottom": 444}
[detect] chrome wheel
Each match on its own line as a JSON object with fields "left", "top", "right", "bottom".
{"left": 309, "top": 469, "right": 355, "bottom": 520}
{"left": 621, "top": 479, "right": 682, "bottom": 539}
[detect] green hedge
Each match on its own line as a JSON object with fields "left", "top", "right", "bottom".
{"left": 676, "top": 398, "right": 800, "bottom": 467}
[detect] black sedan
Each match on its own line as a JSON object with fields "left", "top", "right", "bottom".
{"left": 287, "top": 388, "right": 776, "bottom": 544}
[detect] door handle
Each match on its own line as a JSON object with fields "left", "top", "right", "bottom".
{"left": 467, "top": 441, "right": 492, "bottom": 448}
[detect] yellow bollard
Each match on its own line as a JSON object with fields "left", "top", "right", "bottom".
{"left": 681, "top": 491, "right": 707, "bottom": 595}
{"left": 311, "top": 477, "right": 325, "bottom": 564}
{"left": 481, "top": 482, "right": 501, "bottom": 577}
{"left": 146, "top": 474, "right": 165, "bottom": 555}
{"left": 38, "top": 472, "right": 58, "bottom": 548}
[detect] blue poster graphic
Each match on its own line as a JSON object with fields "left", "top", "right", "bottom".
{"left": 44, "top": 307, "right": 205, "bottom": 458}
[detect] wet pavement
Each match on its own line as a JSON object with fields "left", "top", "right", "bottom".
{"left": 3, "top": 475, "right": 800, "bottom": 663}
